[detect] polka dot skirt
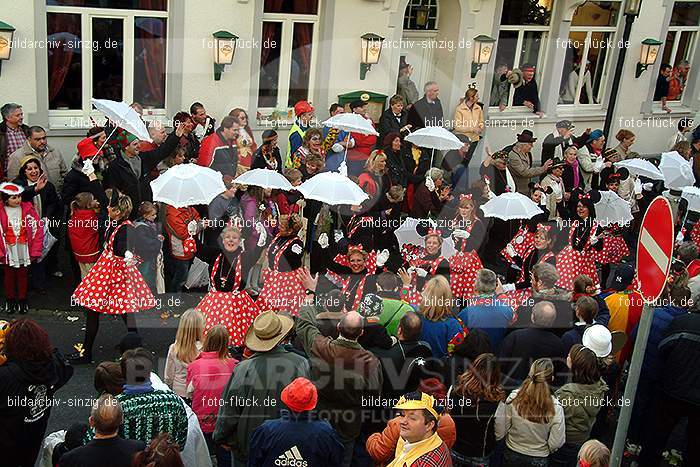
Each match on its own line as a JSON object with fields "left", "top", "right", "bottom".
{"left": 556, "top": 245, "right": 600, "bottom": 291}
{"left": 197, "top": 290, "right": 262, "bottom": 346}
{"left": 450, "top": 251, "right": 483, "bottom": 298}
{"left": 257, "top": 269, "right": 306, "bottom": 316}
{"left": 596, "top": 236, "right": 630, "bottom": 264}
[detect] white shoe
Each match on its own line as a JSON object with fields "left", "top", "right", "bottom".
{"left": 53, "top": 271, "right": 63, "bottom": 278}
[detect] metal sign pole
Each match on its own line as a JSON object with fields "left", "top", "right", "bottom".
{"left": 610, "top": 302, "right": 655, "bottom": 466}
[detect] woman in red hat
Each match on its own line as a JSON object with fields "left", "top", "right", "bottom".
{"left": 449, "top": 194, "right": 484, "bottom": 300}
{"left": 195, "top": 225, "right": 262, "bottom": 346}
{"left": 257, "top": 214, "right": 307, "bottom": 316}
{"left": 0, "top": 182, "right": 44, "bottom": 314}
{"left": 70, "top": 191, "right": 156, "bottom": 363}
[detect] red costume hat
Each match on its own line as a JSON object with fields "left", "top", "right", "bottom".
{"left": 294, "top": 100, "right": 314, "bottom": 117}
{"left": 281, "top": 377, "right": 318, "bottom": 412}
{"left": 0, "top": 183, "right": 24, "bottom": 196}
{"left": 77, "top": 137, "right": 103, "bottom": 160}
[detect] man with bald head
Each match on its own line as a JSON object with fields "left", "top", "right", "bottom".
{"left": 58, "top": 394, "right": 145, "bottom": 467}
{"left": 295, "top": 275, "right": 383, "bottom": 467}
{"left": 498, "top": 300, "right": 568, "bottom": 388}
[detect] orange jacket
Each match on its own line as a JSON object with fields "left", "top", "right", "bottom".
{"left": 366, "top": 414, "right": 456, "bottom": 465}
{"left": 165, "top": 204, "right": 200, "bottom": 260}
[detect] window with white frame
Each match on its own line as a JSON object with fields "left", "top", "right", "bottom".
{"left": 257, "top": 0, "right": 319, "bottom": 111}
{"left": 491, "top": 0, "right": 553, "bottom": 109}
{"left": 558, "top": 1, "right": 621, "bottom": 106}
{"left": 661, "top": 1, "right": 700, "bottom": 101}
{"left": 46, "top": 0, "right": 167, "bottom": 126}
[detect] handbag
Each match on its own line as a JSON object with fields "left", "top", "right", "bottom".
{"left": 39, "top": 219, "right": 58, "bottom": 262}
{"left": 185, "top": 256, "right": 210, "bottom": 289}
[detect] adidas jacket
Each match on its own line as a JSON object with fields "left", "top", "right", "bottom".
{"left": 248, "top": 410, "right": 344, "bottom": 467}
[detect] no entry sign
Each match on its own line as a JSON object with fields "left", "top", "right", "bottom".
{"left": 636, "top": 196, "right": 674, "bottom": 303}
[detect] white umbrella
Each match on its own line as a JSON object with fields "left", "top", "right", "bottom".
{"left": 595, "top": 190, "right": 634, "bottom": 227}
{"left": 660, "top": 151, "right": 695, "bottom": 189}
{"left": 322, "top": 113, "right": 378, "bottom": 136}
{"left": 234, "top": 168, "right": 293, "bottom": 190}
{"left": 394, "top": 217, "right": 457, "bottom": 259}
{"left": 481, "top": 192, "right": 543, "bottom": 220}
{"left": 91, "top": 98, "right": 152, "bottom": 142}
{"left": 681, "top": 186, "right": 700, "bottom": 212}
{"left": 296, "top": 171, "right": 369, "bottom": 206}
{"left": 405, "top": 126, "right": 465, "bottom": 166}
{"left": 322, "top": 113, "right": 378, "bottom": 167}
{"left": 150, "top": 164, "right": 225, "bottom": 208}
{"left": 614, "top": 158, "right": 664, "bottom": 181}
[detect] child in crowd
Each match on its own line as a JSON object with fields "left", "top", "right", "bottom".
{"left": 132, "top": 201, "right": 164, "bottom": 293}
{"left": 67, "top": 192, "right": 102, "bottom": 279}
{"left": 0, "top": 182, "right": 44, "bottom": 314}
{"left": 577, "top": 439, "right": 610, "bottom": 467}
{"left": 186, "top": 325, "right": 238, "bottom": 467}
{"left": 165, "top": 308, "right": 205, "bottom": 399}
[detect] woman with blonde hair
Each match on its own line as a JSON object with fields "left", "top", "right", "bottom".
{"left": 577, "top": 440, "right": 609, "bottom": 467}
{"left": 417, "top": 275, "right": 462, "bottom": 358}
{"left": 449, "top": 194, "right": 485, "bottom": 300}
{"left": 448, "top": 353, "right": 505, "bottom": 465}
{"left": 187, "top": 325, "right": 238, "bottom": 467}
{"left": 453, "top": 87, "right": 484, "bottom": 159}
{"left": 496, "top": 358, "right": 565, "bottom": 466}
{"left": 358, "top": 150, "right": 391, "bottom": 201}
{"left": 613, "top": 129, "right": 636, "bottom": 160}
{"left": 164, "top": 308, "right": 205, "bottom": 398}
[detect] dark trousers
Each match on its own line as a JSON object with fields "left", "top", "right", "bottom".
{"left": 203, "top": 432, "right": 231, "bottom": 467}
{"left": 83, "top": 309, "right": 138, "bottom": 357}
{"left": 639, "top": 392, "right": 700, "bottom": 467}
{"left": 4, "top": 265, "right": 28, "bottom": 300}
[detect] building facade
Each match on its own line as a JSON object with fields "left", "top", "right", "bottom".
{"left": 1, "top": 0, "right": 698, "bottom": 162}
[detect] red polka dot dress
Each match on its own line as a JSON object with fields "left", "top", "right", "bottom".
{"left": 449, "top": 221, "right": 483, "bottom": 299}
{"left": 257, "top": 235, "right": 306, "bottom": 316}
{"left": 501, "top": 226, "right": 536, "bottom": 264}
{"left": 556, "top": 220, "right": 600, "bottom": 291}
{"left": 691, "top": 222, "right": 700, "bottom": 249}
{"left": 196, "top": 251, "right": 261, "bottom": 346}
{"left": 595, "top": 224, "right": 630, "bottom": 265}
{"left": 72, "top": 221, "right": 156, "bottom": 314}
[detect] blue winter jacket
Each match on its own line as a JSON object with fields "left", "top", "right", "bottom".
{"left": 247, "top": 410, "right": 344, "bottom": 467}
{"left": 632, "top": 306, "right": 688, "bottom": 382}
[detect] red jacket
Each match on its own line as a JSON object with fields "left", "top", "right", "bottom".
{"left": 348, "top": 117, "right": 377, "bottom": 161}
{"left": 68, "top": 209, "right": 100, "bottom": 263}
{"left": 0, "top": 201, "right": 43, "bottom": 261}
{"left": 165, "top": 205, "right": 200, "bottom": 260}
{"left": 197, "top": 131, "right": 238, "bottom": 177}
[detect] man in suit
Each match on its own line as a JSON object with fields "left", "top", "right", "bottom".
{"left": 508, "top": 130, "right": 552, "bottom": 194}
{"left": 378, "top": 94, "right": 412, "bottom": 146}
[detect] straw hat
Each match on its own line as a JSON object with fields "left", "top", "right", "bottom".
{"left": 244, "top": 311, "right": 294, "bottom": 352}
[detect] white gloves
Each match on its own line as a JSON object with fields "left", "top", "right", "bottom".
{"left": 334, "top": 231, "right": 344, "bottom": 243}
{"left": 642, "top": 182, "right": 654, "bottom": 191}
{"left": 124, "top": 251, "right": 137, "bottom": 267}
{"left": 187, "top": 220, "right": 198, "bottom": 236}
{"left": 257, "top": 228, "right": 267, "bottom": 247}
{"left": 255, "top": 222, "right": 264, "bottom": 234}
{"left": 331, "top": 143, "right": 344, "bottom": 153}
{"left": 425, "top": 175, "right": 435, "bottom": 192}
{"left": 634, "top": 178, "right": 643, "bottom": 195}
{"left": 415, "top": 267, "right": 428, "bottom": 278}
{"left": 676, "top": 231, "right": 685, "bottom": 243}
{"left": 505, "top": 244, "right": 517, "bottom": 258}
{"left": 590, "top": 235, "right": 599, "bottom": 245}
{"left": 318, "top": 233, "right": 329, "bottom": 249}
{"left": 501, "top": 283, "right": 516, "bottom": 293}
{"left": 594, "top": 157, "right": 605, "bottom": 173}
{"left": 453, "top": 229, "right": 470, "bottom": 239}
{"left": 376, "top": 249, "right": 390, "bottom": 267}
{"left": 82, "top": 158, "right": 95, "bottom": 176}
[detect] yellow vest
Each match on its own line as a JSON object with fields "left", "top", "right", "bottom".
{"left": 285, "top": 122, "right": 306, "bottom": 167}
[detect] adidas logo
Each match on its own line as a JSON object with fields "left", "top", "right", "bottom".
{"left": 275, "top": 445, "right": 308, "bottom": 466}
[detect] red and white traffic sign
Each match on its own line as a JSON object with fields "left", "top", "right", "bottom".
{"left": 636, "top": 196, "right": 674, "bottom": 303}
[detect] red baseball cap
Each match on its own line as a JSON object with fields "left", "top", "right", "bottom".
{"left": 294, "top": 100, "right": 314, "bottom": 117}
{"left": 281, "top": 377, "right": 318, "bottom": 412}
{"left": 77, "top": 137, "right": 103, "bottom": 160}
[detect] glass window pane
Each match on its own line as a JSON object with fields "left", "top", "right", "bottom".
{"left": 571, "top": 1, "right": 620, "bottom": 27}
{"left": 47, "top": 13, "right": 82, "bottom": 110}
{"left": 662, "top": 30, "right": 677, "bottom": 66}
{"left": 501, "top": 0, "right": 551, "bottom": 26}
{"left": 403, "top": 0, "right": 439, "bottom": 30}
{"left": 676, "top": 31, "right": 695, "bottom": 64}
{"left": 559, "top": 32, "right": 583, "bottom": 104}
{"left": 587, "top": 32, "right": 611, "bottom": 104}
{"left": 670, "top": 2, "right": 700, "bottom": 27}
{"left": 258, "top": 22, "right": 283, "bottom": 108}
{"left": 264, "top": 0, "right": 318, "bottom": 15}
{"left": 287, "top": 23, "right": 313, "bottom": 107}
{"left": 134, "top": 17, "right": 166, "bottom": 108}
{"left": 47, "top": 0, "right": 167, "bottom": 10}
{"left": 520, "top": 31, "right": 544, "bottom": 73}
{"left": 92, "top": 17, "right": 123, "bottom": 101}
{"left": 493, "top": 30, "right": 519, "bottom": 105}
